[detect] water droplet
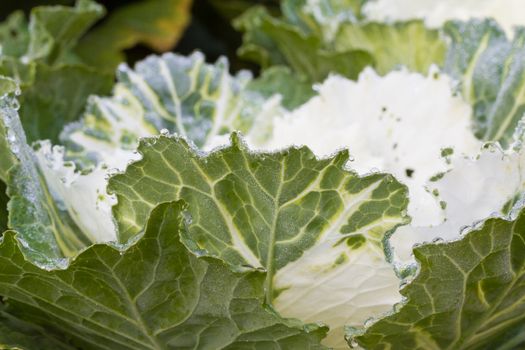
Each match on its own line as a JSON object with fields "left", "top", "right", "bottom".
{"left": 349, "top": 156, "right": 355, "bottom": 162}
{"left": 364, "top": 318, "right": 374, "bottom": 327}
{"left": 349, "top": 339, "right": 359, "bottom": 348}
{"left": 160, "top": 128, "right": 169, "bottom": 136}
{"left": 432, "top": 237, "right": 444, "bottom": 244}
{"left": 399, "top": 280, "right": 409, "bottom": 289}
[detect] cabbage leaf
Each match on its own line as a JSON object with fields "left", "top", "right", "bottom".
{"left": 0, "top": 201, "right": 328, "bottom": 349}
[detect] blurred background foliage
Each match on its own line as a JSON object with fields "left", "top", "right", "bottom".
{"left": 0, "top": 0, "right": 280, "bottom": 73}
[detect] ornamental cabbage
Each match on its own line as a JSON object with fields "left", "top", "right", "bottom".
{"left": 1, "top": 1, "right": 525, "bottom": 349}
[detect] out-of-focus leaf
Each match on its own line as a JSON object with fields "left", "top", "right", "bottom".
{"left": 247, "top": 65, "right": 315, "bottom": 109}
{"left": 26, "top": 0, "right": 104, "bottom": 65}
{"left": 76, "top": 0, "right": 192, "bottom": 71}
{"left": 0, "top": 11, "right": 30, "bottom": 58}
{"left": 335, "top": 20, "right": 446, "bottom": 75}
{"left": 444, "top": 19, "right": 525, "bottom": 148}
{"left": 0, "top": 1, "right": 113, "bottom": 146}
{"left": 234, "top": 6, "right": 373, "bottom": 82}
{"left": 19, "top": 64, "right": 112, "bottom": 144}
{"left": 0, "top": 57, "right": 36, "bottom": 87}
{"left": 234, "top": 0, "right": 446, "bottom": 101}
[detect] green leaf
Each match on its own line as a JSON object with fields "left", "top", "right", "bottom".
{"left": 0, "top": 76, "right": 18, "bottom": 183}
{"left": 18, "top": 63, "right": 112, "bottom": 144}
{"left": 0, "top": 76, "right": 18, "bottom": 98}
{"left": 62, "top": 52, "right": 279, "bottom": 168}
{"left": 0, "top": 305, "right": 73, "bottom": 350}
{"left": 444, "top": 19, "right": 525, "bottom": 147}
{"left": 335, "top": 20, "right": 446, "bottom": 75}
{"left": 0, "top": 2, "right": 113, "bottom": 146}
{"left": 247, "top": 65, "right": 315, "bottom": 109}
{"left": 0, "top": 57, "right": 36, "bottom": 87}
{"left": 234, "top": 1, "right": 445, "bottom": 86}
{"left": 0, "top": 61, "right": 113, "bottom": 148}
{"left": 109, "top": 133, "right": 409, "bottom": 347}
{"left": 0, "top": 78, "right": 17, "bottom": 234}
{"left": 281, "top": 0, "right": 366, "bottom": 35}
{"left": 234, "top": 6, "right": 374, "bottom": 82}
{"left": 0, "top": 11, "right": 30, "bottom": 58}
{"left": 1, "top": 87, "right": 101, "bottom": 264}
{"left": 0, "top": 201, "right": 328, "bottom": 349}
{"left": 25, "top": 0, "right": 104, "bottom": 65}
{"left": 0, "top": 180, "right": 7, "bottom": 233}
{"left": 0, "top": 53, "right": 282, "bottom": 269}
{"left": 75, "top": 0, "right": 192, "bottom": 71}
{"left": 351, "top": 209, "right": 525, "bottom": 350}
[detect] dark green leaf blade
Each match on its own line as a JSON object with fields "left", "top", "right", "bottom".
{"left": 0, "top": 201, "right": 328, "bottom": 349}
{"left": 0, "top": 181, "right": 7, "bottom": 234}
{"left": 352, "top": 209, "right": 525, "bottom": 350}
{"left": 0, "top": 305, "right": 74, "bottom": 350}
{"left": 1, "top": 86, "right": 96, "bottom": 264}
